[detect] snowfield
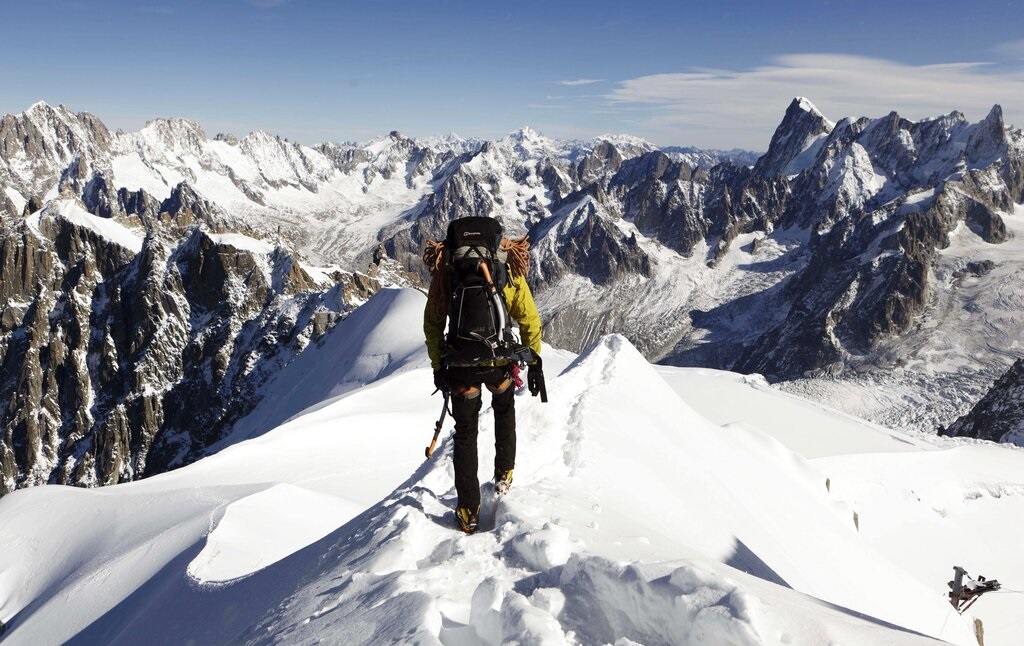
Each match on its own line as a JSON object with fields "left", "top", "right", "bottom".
{"left": 1, "top": 288, "right": 1021, "bottom": 645}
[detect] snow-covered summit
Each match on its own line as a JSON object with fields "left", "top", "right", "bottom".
{"left": 794, "top": 96, "right": 833, "bottom": 124}
{"left": 753, "top": 96, "right": 835, "bottom": 177}
{"left": 417, "top": 131, "right": 482, "bottom": 155}
{"left": 593, "top": 132, "right": 658, "bottom": 152}
{"left": 22, "top": 100, "right": 70, "bottom": 120}
{"left": 497, "top": 126, "right": 569, "bottom": 161}
{"left": 128, "top": 117, "right": 209, "bottom": 159}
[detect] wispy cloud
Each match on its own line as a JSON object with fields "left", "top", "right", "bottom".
{"left": 606, "top": 54, "right": 1024, "bottom": 148}
{"left": 248, "top": 0, "right": 287, "bottom": 7}
{"left": 559, "top": 79, "right": 604, "bottom": 86}
{"left": 992, "top": 39, "right": 1024, "bottom": 60}
{"left": 528, "top": 104, "right": 567, "bottom": 110}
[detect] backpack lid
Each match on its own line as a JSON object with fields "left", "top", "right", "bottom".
{"left": 446, "top": 217, "right": 503, "bottom": 253}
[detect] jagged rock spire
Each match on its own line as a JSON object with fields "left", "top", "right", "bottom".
{"left": 753, "top": 97, "right": 834, "bottom": 177}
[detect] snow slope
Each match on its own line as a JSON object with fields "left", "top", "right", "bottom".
{"left": 206, "top": 287, "right": 431, "bottom": 452}
{"left": 1, "top": 289, "right": 1020, "bottom": 645}
{"left": 25, "top": 200, "right": 145, "bottom": 253}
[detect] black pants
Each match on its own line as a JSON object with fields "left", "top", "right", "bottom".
{"left": 447, "top": 365, "right": 516, "bottom": 511}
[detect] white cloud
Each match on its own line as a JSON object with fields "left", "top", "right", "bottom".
{"left": 559, "top": 79, "right": 604, "bottom": 86}
{"left": 605, "top": 54, "right": 1024, "bottom": 149}
{"left": 992, "top": 39, "right": 1024, "bottom": 60}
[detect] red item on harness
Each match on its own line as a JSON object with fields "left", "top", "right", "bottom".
{"left": 511, "top": 362, "right": 524, "bottom": 391}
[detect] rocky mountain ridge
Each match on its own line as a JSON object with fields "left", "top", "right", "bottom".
{"left": 2, "top": 99, "right": 1023, "bottom": 453}
{"left": 941, "top": 358, "right": 1024, "bottom": 444}
{"left": 0, "top": 199, "right": 378, "bottom": 495}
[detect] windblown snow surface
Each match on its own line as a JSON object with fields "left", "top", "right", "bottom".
{"left": 1, "top": 289, "right": 1022, "bottom": 645}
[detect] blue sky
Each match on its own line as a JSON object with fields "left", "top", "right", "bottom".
{"left": 3, "top": 0, "right": 1024, "bottom": 149}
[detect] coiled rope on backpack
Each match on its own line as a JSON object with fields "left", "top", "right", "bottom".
{"left": 424, "top": 236, "right": 530, "bottom": 318}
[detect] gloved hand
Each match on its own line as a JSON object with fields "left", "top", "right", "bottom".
{"left": 433, "top": 369, "right": 448, "bottom": 393}
{"left": 527, "top": 357, "right": 547, "bottom": 402}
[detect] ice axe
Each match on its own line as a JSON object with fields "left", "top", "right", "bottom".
{"left": 425, "top": 391, "right": 450, "bottom": 459}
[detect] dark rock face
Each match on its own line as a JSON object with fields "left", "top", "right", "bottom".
{"left": 158, "top": 181, "right": 221, "bottom": 225}
{"left": 942, "top": 359, "right": 1024, "bottom": 444}
{"left": 0, "top": 201, "right": 370, "bottom": 495}
{"left": 572, "top": 141, "right": 624, "bottom": 185}
{"left": 82, "top": 172, "right": 121, "bottom": 219}
{"left": 118, "top": 186, "right": 162, "bottom": 219}
{"left": 532, "top": 199, "right": 652, "bottom": 288}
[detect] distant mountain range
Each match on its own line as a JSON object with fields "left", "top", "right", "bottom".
{"left": 1, "top": 97, "right": 1022, "bottom": 494}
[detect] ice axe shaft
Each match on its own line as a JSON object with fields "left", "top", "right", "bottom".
{"left": 478, "top": 261, "right": 496, "bottom": 293}
{"left": 425, "top": 392, "right": 450, "bottom": 459}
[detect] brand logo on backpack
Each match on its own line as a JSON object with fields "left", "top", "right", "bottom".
{"left": 444, "top": 217, "right": 522, "bottom": 367}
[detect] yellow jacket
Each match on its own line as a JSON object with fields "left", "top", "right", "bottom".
{"left": 424, "top": 273, "right": 542, "bottom": 371}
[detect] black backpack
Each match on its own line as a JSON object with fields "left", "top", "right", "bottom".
{"left": 444, "top": 217, "right": 525, "bottom": 367}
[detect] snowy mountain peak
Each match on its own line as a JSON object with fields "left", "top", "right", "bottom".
{"left": 795, "top": 96, "right": 829, "bottom": 122}
{"left": 505, "top": 125, "right": 543, "bottom": 141}
{"left": 138, "top": 117, "right": 209, "bottom": 150}
{"left": 966, "top": 104, "right": 1008, "bottom": 166}
{"left": 418, "top": 132, "right": 482, "bottom": 155}
{"left": 241, "top": 129, "right": 282, "bottom": 146}
{"left": 498, "top": 126, "right": 559, "bottom": 157}
{"left": 754, "top": 97, "right": 836, "bottom": 177}
{"left": 0, "top": 102, "right": 113, "bottom": 200}
{"left": 23, "top": 100, "right": 59, "bottom": 117}
{"left": 487, "top": 127, "right": 585, "bottom": 165}
{"left": 362, "top": 130, "right": 414, "bottom": 155}
{"left": 20, "top": 101, "right": 81, "bottom": 124}
{"left": 983, "top": 103, "right": 1004, "bottom": 127}
{"left": 142, "top": 116, "right": 207, "bottom": 136}
{"left": 25, "top": 99, "right": 51, "bottom": 111}
{"left": 16, "top": 101, "right": 100, "bottom": 140}
{"left": 594, "top": 133, "right": 658, "bottom": 155}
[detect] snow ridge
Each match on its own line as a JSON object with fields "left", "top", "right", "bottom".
{"left": 0, "top": 305, "right": 999, "bottom": 644}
